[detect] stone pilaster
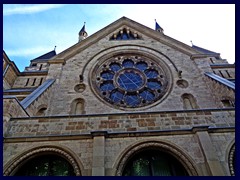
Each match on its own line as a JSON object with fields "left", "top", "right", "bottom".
{"left": 91, "top": 131, "right": 107, "bottom": 176}
{"left": 194, "top": 127, "right": 225, "bottom": 175}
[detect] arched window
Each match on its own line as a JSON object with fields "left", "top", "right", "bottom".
{"left": 110, "top": 28, "right": 139, "bottom": 40}
{"left": 75, "top": 101, "right": 84, "bottom": 114}
{"left": 14, "top": 154, "right": 75, "bottom": 176}
{"left": 181, "top": 94, "right": 198, "bottom": 110}
{"left": 36, "top": 107, "right": 47, "bottom": 116}
{"left": 35, "top": 105, "right": 48, "bottom": 116}
{"left": 91, "top": 54, "right": 171, "bottom": 109}
{"left": 221, "top": 98, "right": 235, "bottom": 108}
{"left": 122, "top": 150, "right": 188, "bottom": 176}
{"left": 70, "top": 98, "right": 85, "bottom": 115}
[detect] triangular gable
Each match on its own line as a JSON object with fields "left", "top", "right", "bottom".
{"left": 31, "top": 50, "right": 56, "bottom": 61}
{"left": 51, "top": 17, "right": 200, "bottom": 62}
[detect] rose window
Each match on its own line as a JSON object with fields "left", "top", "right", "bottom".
{"left": 91, "top": 55, "right": 170, "bottom": 109}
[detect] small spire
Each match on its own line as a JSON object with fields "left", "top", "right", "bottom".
{"left": 79, "top": 22, "right": 88, "bottom": 42}
{"left": 190, "top": 40, "right": 194, "bottom": 46}
{"left": 54, "top": 46, "right": 57, "bottom": 51}
{"left": 155, "top": 19, "right": 164, "bottom": 33}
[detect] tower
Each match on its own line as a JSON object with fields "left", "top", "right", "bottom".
{"left": 155, "top": 19, "right": 164, "bottom": 33}
{"left": 78, "top": 22, "right": 88, "bottom": 42}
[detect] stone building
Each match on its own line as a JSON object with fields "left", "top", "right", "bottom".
{"left": 3, "top": 17, "right": 235, "bottom": 176}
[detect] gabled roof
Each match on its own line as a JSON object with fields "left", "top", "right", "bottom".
{"left": 51, "top": 16, "right": 200, "bottom": 62}
{"left": 3, "top": 50, "right": 21, "bottom": 74}
{"left": 192, "top": 45, "right": 218, "bottom": 55}
{"left": 31, "top": 50, "right": 56, "bottom": 61}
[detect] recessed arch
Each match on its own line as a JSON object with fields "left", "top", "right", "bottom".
{"left": 69, "top": 98, "right": 85, "bottom": 115}
{"left": 226, "top": 140, "right": 235, "bottom": 176}
{"left": 35, "top": 104, "right": 48, "bottom": 116}
{"left": 181, "top": 93, "right": 199, "bottom": 110}
{"left": 221, "top": 96, "right": 235, "bottom": 108}
{"left": 113, "top": 140, "right": 199, "bottom": 176}
{"left": 88, "top": 47, "right": 175, "bottom": 111}
{"left": 3, "top": 145, "right": 83, "bottom": 176}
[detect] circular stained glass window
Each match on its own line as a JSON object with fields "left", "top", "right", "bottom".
{"left": 91, "top": 54, "right": 170, "bottom": 109}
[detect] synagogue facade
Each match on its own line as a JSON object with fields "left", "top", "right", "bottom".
{"left": 3, "top": 17, "right": 235, "bottom": 176}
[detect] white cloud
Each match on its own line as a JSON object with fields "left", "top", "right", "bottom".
{"left": 6, "top": 46, "right": 55, "bottom": 58}
{"left": 3, "top": 4, "right": 65, "bottom": 16}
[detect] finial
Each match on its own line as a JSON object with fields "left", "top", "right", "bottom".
{"left": 54, "top": 46, "right": 57, "bottom": 51}
{"left": 190, "top": 40, "right": 193, "bottom": 46}
{"left": 84, "top": 22, "right": 86, "bottom": 25}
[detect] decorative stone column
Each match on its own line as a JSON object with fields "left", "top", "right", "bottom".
{"left": 91, "top": 131, "right": 107, "bottom": 176}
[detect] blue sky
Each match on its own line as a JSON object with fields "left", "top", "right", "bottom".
{"left": 3, "top": 4, "right": 235, "bottom": 72}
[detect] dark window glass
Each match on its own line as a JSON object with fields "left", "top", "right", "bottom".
{"left": 32, "top": 78, "right": 36, "bottom": 86}
{"left": 147, "top": 81, "right": 161, "bottom": 90}
{"left": 100, "top": 81, "right": 115, "bottom": 91}
{"left": 122, "top": 59, "right": 134, "bottom": 68}
{"left": 221, "top": 99, "right": 235, "bottom": 107}
{"left": 110, "top": 63, "right": 121, "bottom": 72}
{"left": 136, "top": 62, "right": 148, "bottom": 71}
{"left": 122, "top": 33, "right": 128, "bottom": 40}
{"left": 101, "top": 70, "right": 114, "bottom": 80}
{"left": 25, "top": 78, "right": 29, "bottom": 86}
{"left": 14, "top": 155, "right": 75, "bottom": 176}
{"left": 123, "top": 150, "right": 188, "bottom": 176}
{"left": 110, "top": 90, "right": 124, "bottom": 103}
{"left": 118, "top": 72, "right": 143, "bottom": 91}
{"left": 145, "top": 69, "right": 159, "bottom": 78}
{"left": 125, "top": 95, "right": 141, "bottom": 107}
{"left": 139, "top": 90, "right": 155, "bottom": 101}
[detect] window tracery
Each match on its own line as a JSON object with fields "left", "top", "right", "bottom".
{"left": 110, "top": 28, "right": 141, "bottom": 40}
{"left": 91, "top": 54, "right": 170, "bottom": 109}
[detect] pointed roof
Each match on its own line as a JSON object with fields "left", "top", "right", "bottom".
{"left": 155, "top": 19, "right": 163, "bottom": 32}
{"left": 192, "top": 45, "right": 218, "bottom": 55}
{"left": 31, "top": 50, "right": 56, "bottom": 61}
{"left": 79, "top": 22, "right": 87, "bottom": 35}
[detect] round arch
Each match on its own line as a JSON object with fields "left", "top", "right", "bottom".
{"left": 69, "top": 98, "right": 85, "bottom": 115}
{"left": 35, "top": 104, "right": 48, "bottom": 116}
{"left": 113, "top": 140, "right": 199, "bottom": 176}
{"left": 3, "top": 144, "right": 84, "bottom": 176}
{"left": 225, "top": 139, "right": 235, "bottom": 176}
{"left": 87, "top": 46, "right": 175, "bottom": 111}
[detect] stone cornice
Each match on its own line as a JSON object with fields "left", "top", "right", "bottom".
{"left": 10, "top": 107, "right": 235, "bottom": 120}
{"left": 48, "top": 58, "right": 66, "bottom": 64}
{"left": 191, "top": 53, "right": 221, "bottom": 60}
